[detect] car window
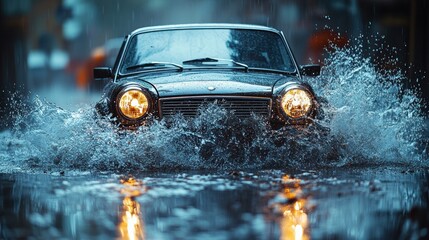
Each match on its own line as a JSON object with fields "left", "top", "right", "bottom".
{"left": 121, "top": 29, "right": 296, "bottom": 73}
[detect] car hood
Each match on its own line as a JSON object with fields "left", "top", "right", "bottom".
{"left": 132, "top": 71, "right": 295, "bottom": 98}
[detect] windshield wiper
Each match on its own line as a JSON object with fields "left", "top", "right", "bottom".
{"left": 182, "top": 57, "right": 249, "bottom": 72}
{"left": 126, "top": 62, "right": 184, "bottom": 71}
{"left": 247, "top": 67, "right": 297, "bottom": 75}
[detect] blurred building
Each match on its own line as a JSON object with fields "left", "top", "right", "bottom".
{"left": 0, "top": 0, "right": 428, "bottom": 129}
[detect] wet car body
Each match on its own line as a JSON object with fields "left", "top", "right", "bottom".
{"left": 94, "top": 24, "right": 321, "bottom": 129}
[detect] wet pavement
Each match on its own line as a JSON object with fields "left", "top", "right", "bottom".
{"left": 1, "top": 166, "right": 428, "bottom": 239}
{"left": 1, "top": 42, "right": 428, "bottom": 239}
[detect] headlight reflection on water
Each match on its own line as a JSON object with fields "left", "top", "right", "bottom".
{"left": 119, "top": 197, "right": 144, "bottom": 240}
{"left": 278, "top": 175, "right": 309, "bottom": 240}
{"left": 281, "top": 200, "right": 308, "bottom": 240}
{"left": 118, "top": 177, "right": 146, "bottom": 240}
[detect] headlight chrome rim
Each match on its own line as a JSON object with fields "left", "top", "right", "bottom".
{"left": 116, "top": 86, "right": 152, "bottom": 121}
{"left": 279, "top": 86, "right": 314, "bottom": 120}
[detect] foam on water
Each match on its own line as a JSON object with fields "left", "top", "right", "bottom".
{"left": 0, "top": 44, "right": 427, "bottom": 173}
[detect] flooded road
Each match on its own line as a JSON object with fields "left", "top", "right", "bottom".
{"left": 1, "top": 166, "right": 428, "bottom": 239}
{"left": 1, "top": 44, "right": 428, "bottom": 239}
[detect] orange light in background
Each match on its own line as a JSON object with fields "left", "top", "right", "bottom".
{"left": 278, "top": 175, "right": 309, "bottom": 240}
{"left": 118, "top": 177, "right": 147, "bottom": 240}
{"left": 76, "top": 46, "right": 106, "bottom": 89}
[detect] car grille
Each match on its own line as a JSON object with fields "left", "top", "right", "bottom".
{"left": 159, "top": 96, "right": 272, "bottom": 117}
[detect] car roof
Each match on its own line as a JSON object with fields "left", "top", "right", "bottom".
{"left": 130, "top": 23, "right": 281, "bottom": 36}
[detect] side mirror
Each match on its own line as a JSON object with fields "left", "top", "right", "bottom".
{"left": 300, "top": 64, "right": 321, "bottom": 77}
{"left": 93, "top": 67, "right": 112, "bottom": 80}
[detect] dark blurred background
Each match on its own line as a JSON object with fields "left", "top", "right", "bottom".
{"left": 0, "top": 0, "right": 428, "bottom": 128}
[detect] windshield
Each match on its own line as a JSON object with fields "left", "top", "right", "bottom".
{"left": 120, "top": 28, "right": 296, "bottom": 74}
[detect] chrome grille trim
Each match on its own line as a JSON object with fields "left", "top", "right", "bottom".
{"left": 159, "top": 95, "right": 272, "bottom": 118}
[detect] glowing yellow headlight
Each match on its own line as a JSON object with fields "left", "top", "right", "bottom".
{"left": 118, "top": 90, "right": 149, "bottom": 119}
{"left": 281, "top": 89, "right": 313, "bottom": 119}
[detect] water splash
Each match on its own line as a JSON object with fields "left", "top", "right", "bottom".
{"left": 0, "top": 44, "right": 427, "bottom": 173}
{"left": 307, "top": 43, "right": 426, "bottom": 164}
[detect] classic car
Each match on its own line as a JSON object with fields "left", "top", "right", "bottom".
{"left": 94, "top": 24, "right": 321, "bottom": 129}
